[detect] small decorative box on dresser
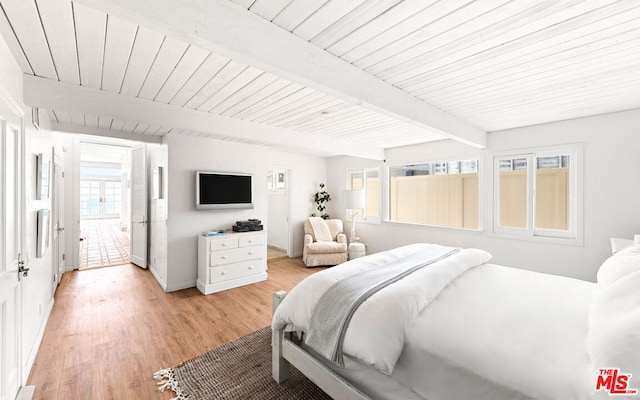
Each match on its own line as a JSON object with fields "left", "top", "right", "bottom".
{"left": 197, "top": 231, "right": 267, "bottom": 295}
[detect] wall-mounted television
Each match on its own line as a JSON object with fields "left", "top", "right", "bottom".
{"left": 196, "top": 171, "right": 254, "bottom": 210}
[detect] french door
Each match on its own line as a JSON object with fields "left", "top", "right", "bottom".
{"left": 0, "top": 114, "right": 24, "bottom": 400}
{"left": 80, "top": 179, "right": 122, "bottom": 219}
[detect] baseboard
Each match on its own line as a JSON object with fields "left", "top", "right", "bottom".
{"left": 148, "top": 264, "right": 168, "bottom": 291}
{"left": 267, "top": 245, "right": 287, "bottom": 253}
{"left": 165, "top": 280, "right": 197, "bottom": 293}
{"left": 22, "top": 298, "right": 54, "bottom": 384}
{"left": 16, "top": 385, "right": 35, "bottom": 400}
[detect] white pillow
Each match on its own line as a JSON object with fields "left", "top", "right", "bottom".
{"left": 597, "top": 244, "right": 640, "bottom": 288}
{"left": 589, "top": 270, "right": 640, "bottom": 398}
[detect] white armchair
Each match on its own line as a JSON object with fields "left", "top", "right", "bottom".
{"left": 303, "top": 218, "right": 348, "bottom": 267}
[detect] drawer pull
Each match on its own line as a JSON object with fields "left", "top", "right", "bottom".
{"left": 248, "top": 239, "right": 254, "bottom": 243}
{"left": 221, "top": 255, "right": 228, "bottom": 260}
{"left": 248, "top": 251, "right": 253, "bottom": 256}
{"left": 221, "top": 243, "right": 228, "bottom": 247}
{"left": 221, "top": 271, "right": 228, "bottom": 275}
{"left": 248, "top": 266, "right": 254, "bottom": 270}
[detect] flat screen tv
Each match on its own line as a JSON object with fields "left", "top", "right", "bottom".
{"left": 196, "top": 171, "right": 254, "bottom": 210}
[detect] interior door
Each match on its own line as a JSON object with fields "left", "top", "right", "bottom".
{"left": 130, "top": 144, "right": 147, "bottom": 268}
{"left": 52, "top": 150, "right": 65, "bottom": 291}
{"left": 0, "top": 119, "right": 24, "bottom": 400}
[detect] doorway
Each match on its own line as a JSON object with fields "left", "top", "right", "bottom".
{"left": 78, "top": 143, "right": 131, "bottom": 269}
{"left": 267, "top": 168, "right": 290, "bottom": 260}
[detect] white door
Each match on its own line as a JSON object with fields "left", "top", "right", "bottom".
{"left": 130, "top": 144, "right": 147, "bottom": 268}
{"left": 0, "top": 119, "right": 24, "bottom": 400}
{"left": 52, "top": 150, "right": 65, "bottom": 291}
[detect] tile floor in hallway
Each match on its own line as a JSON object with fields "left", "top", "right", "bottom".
{"left": 79, "top": 218, "right": 130, "bottom": 269}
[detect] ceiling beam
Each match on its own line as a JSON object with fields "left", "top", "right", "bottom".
{"left": 52, "top": 122, "right": 163, "bottom": 144}
{"left": 23, "top": 74, "right": 385, "bottom": 159}
{"left": 74, "top": 0, "right": 487, "bottom": 148}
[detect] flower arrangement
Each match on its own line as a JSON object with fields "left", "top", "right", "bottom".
{"left": 311, "top": 183, "right": 331, "bottom": 220}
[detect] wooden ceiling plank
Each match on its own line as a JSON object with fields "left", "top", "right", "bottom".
{"left": 283, "top": 100, "right": 351, "bottom": 129}
{"left": 76, "top": 0, "right": 485, "bottom": 147}
{"left": 337, "top": 0, "right": 472, "bottom": 63}
{"left": 249, "top": 0, "right": 293, "bottom": 22}
{"left": 325, "top": 0, "right": 436, "bottom": 57}
{"left": 209, "top": 71, "right": 279, "bottom": 115}
{"left": 310, "top": 0, "right": 402, "bottom": 49}
{"left": 380, "top": 0, "right": 631, "bottom": 83}
{"left": 356, "top": 0, "right": 512, "bottom": 71}
{"left": 272, "top": 0, "right": 328, "bottom": 32}
{"left": 133, "top": 122, "right": 150, "bottom": 134}
{"left": 291, "top": 104, "right": 365, "bottom": 130}
{"left": 232, "top": 81, "right": 304, "bottom": 119}
{"left": 137, "top": 36, "right": 189, "bottom": 100}
{"left": 98, "top": 116, "right": 113, "bottom": 129}
{"left": 122, "top": 120, "right": 138, "bottom": 132}
{"left": 430, "top": 45, "right": 640, "bottom": 107}
{"left": 0, "top": 5, "right": 34, "bottom": 74}
{"left": 68, "top": 111, "right": 85, "bottom": 125}
{"left": 169, "top": 52, "right": 230, "bottom": 106}
{"left": 259, "top": 92, "right": 332, "bottom": 124}
{"left": 154, "top": 45, "right": 210, "bottom": 103}
{"left": 47, "top": 109, "right": 59, "bottom": 123}
{"left": 221, "top": 75, "right": 290, "bottom": 117}
{"left": 182, "top": 59, "right": 246, "bottom": 109}
{"left": 120, "top": 26, "right": 164, "bottom": 97}
{"left": 231, "top": 0, "right": 256, "bottom": 10}
{"left": 292, "top": 0, "right": 367, "bottom": 41}
{"left": 248, "top": 87, "right": 318, "bottom": 122}
{"left": 1, "top": 0, "right": 57, "bottom": 79}
{"left": 24, "top": 74, "right": 385, "bottom": 159}
{"left": 408, "top": 20, "right": 640, "bottom": 96}
{"left": 102, "top": 14, "right": 138, "bottom": 93}
{"left": 267, "top": 96, "right": 343, "bottom": 126}
{"left": 52, "top": 110, "right": 71, "bottom": 124}
{"left": 36, "top": 0, "right": 80, "bottom": 83}
{"left": 84, "top": 114, "right": 99, "bottom": 127}
{"left": 110, "top": 118, "right": 125, "bottom": 130}
{"left": 371, "top": 0, "right": 561, "bottom": 80}
{"left": 393, "top": 1, "right": 640, "bottom": 93}
{"left": 198, "top": 66, "right": 263, "bottom": 112}
{"left": 74, "top": 2, "right": 107, "bottom": 89}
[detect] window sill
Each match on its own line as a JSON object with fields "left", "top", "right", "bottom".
{"left": 384, "top": 220, "right": 483, "bottom": 232}
{"left": 487, "top": 230, "right": 584, "bottom": 247}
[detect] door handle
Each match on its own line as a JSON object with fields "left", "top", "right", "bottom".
{"left": 18, "top": 256, "right": 29, "bottom": 280}
{"left": 57, "top": 227, "right": 65, "bottom": 232}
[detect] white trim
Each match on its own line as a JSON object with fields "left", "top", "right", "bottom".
{"left": 54, "top": 123, "right": 163, "bottom": 144}
{"left": 149, "top": 264, "right": 167, "bottom": 291}
{"left": 488, "top": 143, "right": 584, "bottom": 246}
{"left": 22, "top": 298, "right": 54, "bottom": 385}
{"left": 0, "top": 82, "right": 25, "bottom": 117}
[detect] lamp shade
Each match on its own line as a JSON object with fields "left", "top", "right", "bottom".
{"left": 342, "top": 190, "right": 365, "bottom": 210}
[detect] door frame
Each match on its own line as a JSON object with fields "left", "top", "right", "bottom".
{"left": 267, "top": 167, "right": 292, "bottom": 257}
{"left": 52, "top": 148, "right": 65, "bottom": 291}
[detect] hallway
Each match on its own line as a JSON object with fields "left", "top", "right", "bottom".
{"left": 79, "top": 219, "right": 130, "bottom": 269}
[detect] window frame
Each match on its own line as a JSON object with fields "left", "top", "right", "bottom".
{"left": 386, "top": 157, "right": 482, "bottom": 230}
{"left": 490, "top": 143, "right": 583, "bottom": 245}
{"left": 346, "top": 167, "right": 381, "bottom": 224}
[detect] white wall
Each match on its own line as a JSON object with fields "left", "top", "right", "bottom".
{"left": 266, "top": 151, "right": 328, "bottom": 257}
{"left": 148, "top": 143, "right": 168, "bottom": 288}
{"left": 327, "top": 109, "right": 640, "bottom": 282}
{"left": 164, "top": 134, "right": 269, "bottom": 291}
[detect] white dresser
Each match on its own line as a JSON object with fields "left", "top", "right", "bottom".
{"left": 197, "top": 231, "right": 267, "bottom": 295}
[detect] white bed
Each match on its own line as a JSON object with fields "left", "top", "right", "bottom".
{"left": 272, "top": 243, "right": 640, "bottom": 400}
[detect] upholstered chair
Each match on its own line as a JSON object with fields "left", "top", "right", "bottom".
{"left": 303, "top": 218, "right": 348, "bottom": 267}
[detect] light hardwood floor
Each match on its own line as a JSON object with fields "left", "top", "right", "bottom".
{"left": 27, "top": 258, "right": 326, "bottom": 400}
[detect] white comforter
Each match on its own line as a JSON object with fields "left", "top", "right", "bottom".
{"left": 273, "top": 243, "right": 600, "bottom": 400}
{"left": 272, "top": 243, "right": 491, "bottom": 374}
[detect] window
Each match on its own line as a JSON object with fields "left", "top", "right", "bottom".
{"left": 347, "top": 168, "right": 380, "bottom": 223}
{"left": 388, "top": 159, "right": 479, "bottom": 229}
{"left": 493, "top": 145, "right": 581, "bottom": 241}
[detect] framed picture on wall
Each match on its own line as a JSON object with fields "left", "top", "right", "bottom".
{"left": 36, "top": 153, "right": 50, "bottom": 200}
{"left": 37, "top": 209, "right": 50, "bottom": 258}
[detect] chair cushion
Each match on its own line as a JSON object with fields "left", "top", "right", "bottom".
{"left": 305, "top": 241, "right": 348, "bottom": 254}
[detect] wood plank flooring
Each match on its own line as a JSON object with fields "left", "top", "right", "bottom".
{"left": 27, "top": 258, "right": 326, "bottom": 400}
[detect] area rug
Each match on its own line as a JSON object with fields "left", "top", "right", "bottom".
{"left": 153, "top": 327, "right": 332, "bottom": 400}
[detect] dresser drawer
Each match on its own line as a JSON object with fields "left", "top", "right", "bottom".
{"left": 209, "top": 245, "right": 263, "bottom": 266}
{"left": 239, "top": 235, "right": 263, "bottom": 247}
{"left": 208, "top": 237, "right": 239, "bottom": 251}
{"left": 209, "top": 260, "right": 264, "bottom": 284}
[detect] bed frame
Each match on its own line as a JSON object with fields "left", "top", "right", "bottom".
{"left": 271, "top": 290, "right": 370, "bottom": 400}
